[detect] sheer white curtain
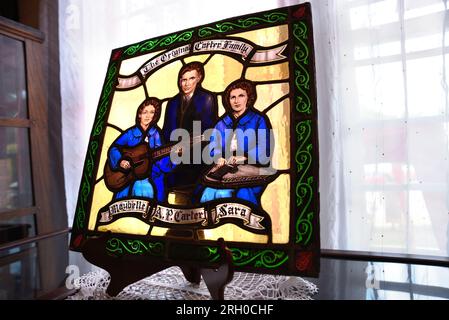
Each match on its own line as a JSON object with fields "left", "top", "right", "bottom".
{"left": 335, "top": 0, "right": 449, "bottom": 257}
{"left": 59, "top": 0, "right": 449, "bottom": 259}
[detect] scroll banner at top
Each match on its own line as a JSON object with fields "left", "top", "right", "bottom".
{"left": 116, "top": 39, "right": 287, "bottom": 90}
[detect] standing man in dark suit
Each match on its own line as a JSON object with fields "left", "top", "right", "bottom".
{"left": 162, "top": 61, "right": 217, "bottom": 204}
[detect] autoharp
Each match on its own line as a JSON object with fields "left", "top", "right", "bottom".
{"left": 202, "top": 164, "right": 287, "bottom": 188}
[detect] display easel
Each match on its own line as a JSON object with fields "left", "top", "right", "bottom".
{"left": 81, "top": 234, "right": 234, "bottom": 300}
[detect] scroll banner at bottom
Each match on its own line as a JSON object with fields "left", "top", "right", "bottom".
{"left": 97, "top": 198, "right": 265, "bottom": 231}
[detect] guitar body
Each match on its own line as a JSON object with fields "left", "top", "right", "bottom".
{"left": 103, "top": 163, "right": 135, "bottom": 192}
{"left": 103, "top": 135, "right": 204, "bottom": 192}
{"left": 104, "top": 144, "right": 151, "bottom": 192}
{"left": 122, "top": 144, "right": 151, "bottom": 179}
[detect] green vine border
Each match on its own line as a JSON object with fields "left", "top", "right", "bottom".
{"left": 203, "top": 247, "right": 289, "bottom": 268}
{"left": 106, "top": 238, "right": 164, "bottom": 256}
{"left": 198, "top": 12, "right": 287, "bottom": 38}
{"left": 295, "top": 120, "right": 314, "bottom": 245}
{"left": 293, "top": 20, "right": 315, "bottom": 245}
{"left": 230, "top": 248, "right": 288, "bottom": 268}
{"left": 123, "top": 30, "right": 194, "bottom": 57}
{"left": 120, "top": 12, "right": 287, "bottom": 57}
{"left": 293, "top": 22, "right": 311, "bottom": 114}
{"left": 200, "top": 246, "right": 221, "bottom": 262}
{"left": 74, "top": 62, "right": 118, "bottom": 230}
{"left": 104, "top": 241, "right": 287, "bottom": 269}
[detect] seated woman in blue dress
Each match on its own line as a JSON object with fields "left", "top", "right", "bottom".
{"left": 200, "top": 79, "right": 273, "bottom": 206}
{"left": 108, "top": 97, "right": 172, "bottom": 202}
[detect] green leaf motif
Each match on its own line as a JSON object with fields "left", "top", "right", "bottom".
{"left": 293, "top": 22, "right": 308, "bottom": 42}
{"left": 201, "top": 246, "right": 221, "bottom": 262}
{"left": 293, "top": 22, "right": 311, "bottom": 115}
{"left": 75, "top": 140, "right": 98, "bottom": 229}
{"left": 296, "top": 217, "right": 313, "bottom": 244}
{"left": 294, "top": 62, "right": 311, "bottom": 115}
{"left": 307, "top": 176, "right": 314, "bottom": 185}
{"left": 296, "top": 121, "right": 312, "bottom": 157}
{"left": 106, "top": 238, "right": 164, "bottom": 256}
{"left": 295, "top": 182, "right": 313, "bottom": 245}
{"left": 296, "top": 182, "right": 312, "bottom": 208}
{"left": 293, "top": 20, "right": 315, "bottom": 244}
{"left": 85, "top": 141, "right": 98, "bottom": 179}
{"left": 93, "top": 63, "right": 117, "bottom": 136}
{"left": 295, "top": 149, "right": 312, "bottom": 177}
{"left": 294, "top": 45, "right": 309, "bottom": 66}
{"left": 295, "top": 120, "right": 314, "bottom": 245}
{"left": 230, "top": 248, "right": 288, "bottom": 268}
{"left": 75, "top": 198, "right": 85, "bottom": 229}
{"left": 123, "top": 31, "right": 194, "bottom": 57}
{"left": 198, "top": 12, "right": 287, "bottom": 37}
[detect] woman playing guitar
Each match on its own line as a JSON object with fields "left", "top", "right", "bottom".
{"left": 106, "top": 97, "right": 174, "bottom": 201}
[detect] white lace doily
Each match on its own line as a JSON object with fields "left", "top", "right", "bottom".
{"left": 67, "top": 266, "right": 318, "bottom": 300}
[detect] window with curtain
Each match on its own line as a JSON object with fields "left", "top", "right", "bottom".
{"left": 60, "top": 0, "right": 449, "bottom": 262}
{"left": 335, "top": 0, "right": 449, "bottom": 257}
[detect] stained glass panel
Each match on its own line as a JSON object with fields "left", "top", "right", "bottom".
{"left": 70, "top": 3, "right": 320, "bottom": 280}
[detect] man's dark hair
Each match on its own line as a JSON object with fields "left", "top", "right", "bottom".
{"left": 178, "top": 61, "right": 204, "bottom": 83}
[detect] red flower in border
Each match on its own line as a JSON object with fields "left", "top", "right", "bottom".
{"left": 293, "top": 6, "right": 306, "bottom": 19}
{"left": 112, "top": 49, "right": 123, "bottom": 61}
{"left": 72, "top": 234, "right": 84, "bottom": 249}
{"left": 296, "top": 251, "right": 313, "bottom": 271}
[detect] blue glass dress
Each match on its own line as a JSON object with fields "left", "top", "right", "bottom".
{"left": 108, "top": 125, "right": 173, "bottom": 202}
{"left": 200, "top": 109, "right": 272, "bottom": 206}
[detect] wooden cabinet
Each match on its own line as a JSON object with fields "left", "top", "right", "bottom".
{"left": 0, "top": 1, "right": 68, "bottom": 298}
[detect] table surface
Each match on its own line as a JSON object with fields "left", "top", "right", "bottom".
{"left": 64, "top": 256, "right": 449, "bottom": 300}
{"left": 2, "top": 239, "right": 448, "bottom": 300}
{"left": 66, "top": 265, "right": 318, "bottom": 300}
{"left": 304, "top": 257, "right": 449, "bottom": 300}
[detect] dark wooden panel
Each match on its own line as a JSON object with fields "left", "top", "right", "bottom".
{"left": 0, "top": 246, "right": 34, "bottom": 267}
{"left": 28, "top": 0, "right": 68, "bottom": 295}
{"left": 42, "top": 0, "right": 68, "bottom": 232}
{"left": 0, "top": 118, "right": 31, "bottom": 127}
{"left": 25, "top": 38, "right": 51, "bottom": 233}
{"left": 0, "top": 1, "right": 68, "bottom": 298}
{"left": 0, "top": 227, "right": 69, "bottom": 252}
{"left": 0, "top": 15, "right": 44, "bottom": 42}
{"left": 18, "top": 0, "right": 40, "bottom": 29}
{"left": 0, "top": 206, "right": 37, "bottom": 221}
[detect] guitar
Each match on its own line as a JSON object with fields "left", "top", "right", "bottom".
{"left": 104, "top": 135, "right": 204, "bottom": 192}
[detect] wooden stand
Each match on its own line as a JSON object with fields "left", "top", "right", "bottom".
{"left": 81, "top": 234, "right": 234, "bottom": 299}
{"left": 200, "top": 238, "right": 234, "bottom": 300}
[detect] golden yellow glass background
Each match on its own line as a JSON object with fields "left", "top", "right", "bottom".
{"left": 232, "top": 25, "right": 289, "bottom": 46}
{"left": 107, "top": 88, "right": 146, "bottom": 131}
{"left": 89, "top": 24, "right": 291, "bottom": 244}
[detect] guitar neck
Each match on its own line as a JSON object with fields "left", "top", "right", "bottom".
{"left": 151, "top": 135, "right": 204, "bottom": 160}
{"left": 151, "top": 145, "right": 173, "bottom": 160}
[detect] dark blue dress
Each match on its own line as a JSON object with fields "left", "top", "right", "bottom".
{"left": 200, "top": 109, "right": 273, "bottom": 205}
{"left": 108, "top": 125, "right": 172, "bottom": 202}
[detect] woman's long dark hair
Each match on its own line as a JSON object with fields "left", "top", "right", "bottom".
{"left": 135, "top": 97, "right": 162, "bottom": 127}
